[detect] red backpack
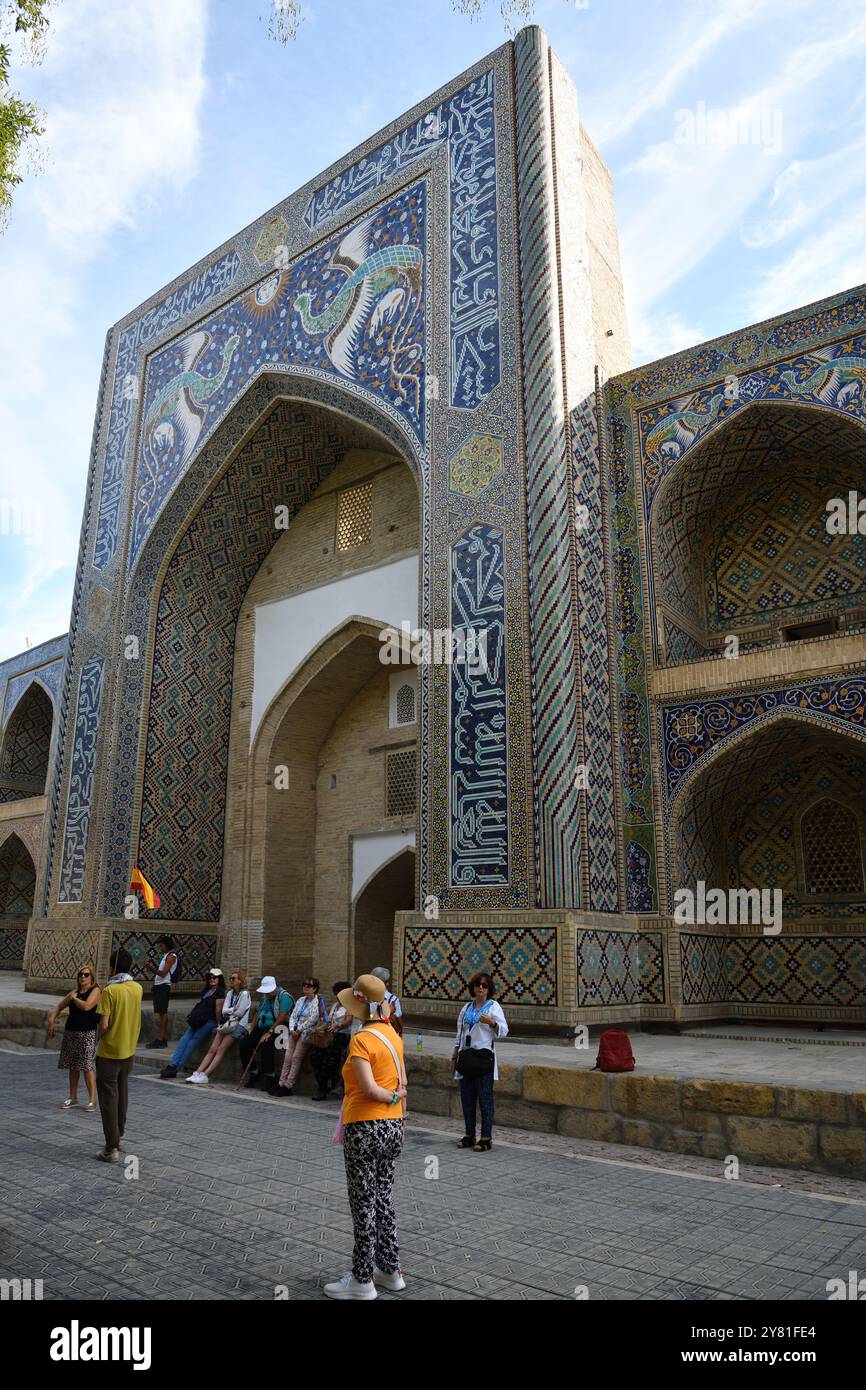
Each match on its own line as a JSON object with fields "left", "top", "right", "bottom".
{"left": 594, "top": 1028, "right": 635, "bottom": 1073}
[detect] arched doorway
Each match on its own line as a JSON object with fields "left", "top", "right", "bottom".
{"left": 650, "top": 403, "right": 866, "bottom": 663}
{"left": 353, "top": 847, "right": 415, "bottom": 981}
{"left": 0, "top": 832, "right": 36, "bottom": 968}
{"left": 0, "top": 682, "right": 53, "bottom": 801}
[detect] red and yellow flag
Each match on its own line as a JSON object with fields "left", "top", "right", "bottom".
{"left": 130, "top": 866, "right": 161, "bottom": 911}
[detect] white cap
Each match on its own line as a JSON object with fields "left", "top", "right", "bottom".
{"left": 207, "top": 967, "right": 224, "bottom": 977}
{"left": 257, "top": 975, "right": 277, "bottom": 993}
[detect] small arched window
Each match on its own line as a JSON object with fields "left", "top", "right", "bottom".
{"left": 395, "top": 682, "right": 416, "bottom": 727}
{"left": 802, "top": 799, "right": 864, "bottom": 895}
{"left": 389, "top": 671, "right": 417, "bottom": 728}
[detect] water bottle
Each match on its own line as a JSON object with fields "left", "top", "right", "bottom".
{"left": 415, "top": 1032, "right": 423, "bottom": 1052}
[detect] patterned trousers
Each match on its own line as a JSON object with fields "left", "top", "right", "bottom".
{"left": 343, "top": 1118, "right": 404, "bottom": 1284}
{"left": 459, "top": 1071, "right": 495, "bottom": 1138}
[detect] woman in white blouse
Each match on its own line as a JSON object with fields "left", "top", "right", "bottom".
{"left": 452, "top": 971, "right": 508, "bottom": 1152}
{"left": 186, "top": 970, "right": 251, "bottom": 1084}
{"left": 272, "top": 976, "right": 326, "bottom": 1096}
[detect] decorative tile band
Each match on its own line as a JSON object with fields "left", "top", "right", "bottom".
{"left": 450, "top": 524, "right": 509, "bottom": 886}
{"left": 303, "top": 70, "right": 499, "bottom": 411}
{"left": 111, "top": 928, "right": 218, "bottom": 988}
{"left": 128, "top": 183, "right": 427, "bottom": 574}
{"left": 403, "top": 922, "right": 556, "bottom": 1005}
{"left": 93, "top": 252, "right": 241, "bottom": 570}
{"left": 57, "top": 655, "right": 105, "bottom": 903}
{"left": 515, "top": 25, "right": 581, "bottom": 909}
{"left": 681, "top": 932, "right": 866, "bottom": 1007}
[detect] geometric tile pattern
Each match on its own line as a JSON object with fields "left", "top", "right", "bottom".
{"left": 0, "top": 831, "right": 36, "bottom": 916}
{"left": 57, "top": 655, "right": 105, "bottom": 903}
{"left": 577, "top": 930, "right": 664, "bottom": 1006}
{"left": 128, "top": 182, "right": 427, "bottom": 573}
{"left": 0, "top": 682, "right": 53, "bottom": 801}
{"left": 93, "top": 250, "right": 241, "bottom": 569}
{"left": 572, "top": 397, "right": 619, "bottom": 910}
{"left": 663, "top": 618, "right": 706, "bottom": 664}
{"left": 0, "top": 923, "right": 27, "bottom": 969}
{"left": 679, "top": 933, "right": 727, "bottom": 1005}
{"left": 450, "top": 524, "right": 508, "bottom": 886}
{"left": 705, "top": 469, "right": 866, "bottom": 633}
{"left": 801, "top": 799, "right": 864, "bottom": 895}
{"left": 725, "top": 936, "right": 866, "bottom": 1007}
{"left": 402, "top": 923, "right": 556, "bottom": 1005}
{"left": 516, "top": 26, "right": 581, "bottom": 908}
{"left": 303, "top": 70, "right": 500, "bottom": 411}
{"left": 3, "top": 658, "right": 64, "bottom": 723}
{"left": 138, "top": 402, "right": 382, "bottom": 921}
{"left": 26, "top": 923, "right": 101, "bottom": 984}
{"left": 111, "top": 928, "right": 218, "bottom": 986}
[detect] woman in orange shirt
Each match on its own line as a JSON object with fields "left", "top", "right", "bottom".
{"left": 323, "top": 974, "right": 408, "bottom": 1302}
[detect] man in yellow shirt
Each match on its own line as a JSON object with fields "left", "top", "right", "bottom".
{"left": 95, "top": 947, "right": 143, "bottom": 1163}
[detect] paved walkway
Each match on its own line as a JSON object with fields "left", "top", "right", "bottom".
{"left": 3, "top": 1046, "right": 866, "bottom": 1301}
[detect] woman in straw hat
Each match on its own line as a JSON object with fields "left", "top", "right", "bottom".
{"left": 323, "top": 974, "right": 408, "bottom": 1301}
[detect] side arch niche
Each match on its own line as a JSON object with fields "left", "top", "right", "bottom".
{"left": 0, "top": 682, "right": 53, "bottom": 801}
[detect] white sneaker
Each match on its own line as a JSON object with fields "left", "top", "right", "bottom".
{"left": 374, "top": 1266, "right": 406, "bottom": 1291}
{"left": 323, "top": 1271, "right": 377, "bottom": 1300}
{"left": 187, "top": 1072, "right": 208, "bottom": 1084}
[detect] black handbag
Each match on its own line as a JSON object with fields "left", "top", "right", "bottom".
{"left": 457, "top": 1045, "right": 494, "bottom": 1076}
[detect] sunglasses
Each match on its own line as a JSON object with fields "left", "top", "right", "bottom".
{"left": 79, "top": 972, "right": 92, "bottom": 978}
{"left": 303, "top": 981, "right": 315, "bottom": 988}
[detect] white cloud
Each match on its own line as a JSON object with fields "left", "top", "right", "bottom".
{"left": 0, "top": 0, "right": 208, "bottom": 658}
{"left": 745, "top": 195, "right": 866, "bottom": 323}
{"left": 629, "top": 309, "right": 707, "bottom": 370}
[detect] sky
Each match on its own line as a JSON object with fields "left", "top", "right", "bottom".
{"left": 1, "top": 0, "right": 865, "bottom": 660}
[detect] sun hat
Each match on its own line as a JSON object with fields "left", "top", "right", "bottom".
{"left": 338, "top": 974, "right": 391, "bottom": 1021}
{"left": 257, "top": 975, "right": 278, "bottom": 993}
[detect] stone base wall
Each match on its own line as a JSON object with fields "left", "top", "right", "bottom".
{"left": 407, "top": 1055, "right": 866, "bottom": 1179}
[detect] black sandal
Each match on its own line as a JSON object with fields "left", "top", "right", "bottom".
{"left": 456, "top": 1135, "right": 475, "bottom": 1148}
{"left": 473, "top": 1138, "right": 492, "bottom": 1152}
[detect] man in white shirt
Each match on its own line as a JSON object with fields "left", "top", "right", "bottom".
{"left": 146, "top": 935, "right": 178, "bottom": 1049}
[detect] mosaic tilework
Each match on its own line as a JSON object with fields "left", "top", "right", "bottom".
{"left": 449, "top": 432, "right": 503, "bottom": 497}
{"left": 651, "top": 405, "right": 865, "bottom": 646}
{"left": 3, "top": 659, "right": 64, "bottom": 723}
{"left": 111, "top": 928, "right": 218, "bottom": 986}
{"left": 663, "top": 619, "right": 706, "bottom": 664}
{"left": 577, "top": 930, "right": 664, "bottom": 1006}
{"left": 129, "top": 183, "right": 427, "bottom": 573}
{"left": 303, "top": 71, "right": 499, "bottom": 411}
{"left": 679, "top": 933, "right": 727, "bottom": 1005}
{"left": 722, "top": 937, "right": 865, "bottom": 1007}
{"left": 0, "top": 924, "right": 27, "bottom": 969}
{"left": 450, "top": 525, "right": 508, "bottom": 886}
{"left": 661, "top": 675, "right": 866, "bottom": 804}
{"left": 705, "top": 470, "right": 866, "bottom": 632}
{"left": 572, "top": 397, "right": 619, "bottom": 911}
{"left": 403, "top": 923, "right": 556, "bottom": 1005}
{"left": 57, "top": 655, "right": 105, "bottom": 903}
{"left": 0, "top": 682, "right": 53, "bottom": 801}
{"left": 27, "top": 923, "right": 101, "bottom": 984}
{"left": 516, "top": 26, "right": 580, "bottom": 908}
{"left": 93, "top": 251, "right": 241, "bottom": 570}
{"left": 0, "top": 831, "right": 36, "bottom": 916}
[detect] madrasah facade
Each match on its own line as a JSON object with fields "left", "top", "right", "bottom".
{"left": 1, "top": 26, "right": 864, "bottom": 1029}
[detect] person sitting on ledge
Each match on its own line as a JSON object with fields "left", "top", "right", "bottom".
{"left": 159, "top": 969, "right": 225, "bottom": 1079}
{"left": 239, "top": 976, "right": 293, "bottom": 1090}
{"left": 271, "top": 977, "right": 326, "bottom": 1096}
{"left": 186, "top": 970, "right": 251, "bottom": 1084}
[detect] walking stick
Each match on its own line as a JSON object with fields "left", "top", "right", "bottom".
{"left": 236, "top": 1033, "right": 267, "bottom": 1090}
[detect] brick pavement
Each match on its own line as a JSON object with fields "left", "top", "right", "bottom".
{"left": 3, "top": 1047, "right": 866, "bottom": 1302}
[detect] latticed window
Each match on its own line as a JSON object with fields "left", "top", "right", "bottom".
{"left": 336, "top": 481, "right": 372, "bottom": 550}
{"left": 386, "top": 748, "right": 416, "bottom": 817}
{"left": 802, "top": 799, "right": 864, "bottom": 894}
{"left": 395, "top": 682, "right": 416, "bottom": 727}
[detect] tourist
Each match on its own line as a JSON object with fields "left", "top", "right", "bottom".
{"left": 452, "top": 971, "right": 508, "bottom": 1153}
{"left": 145, "top": 934, "right": 179, "bottom": 1049}
{"left": 323, "top": 975, "right": 407, "bottom": 1301}
{"left": 309, "top": 980, "right": 352, "bottom": 1101}
{"left": 46, "top": 965, "right": 101, "bottom": 1112}
{"left": 370, "top": 965, "right": 403, "bottom": 1036}
{"left": 186, "top": 970, "right": 251, "bottom": 1085}
{"left": 159, "top": 969, "right": 225, "bottom": 1079}
{"left": 95, "top": 947, "right": 143, "bottom": 1163}
{"left": 239, "top": 975, "right": 293, "bottom": 1089}
{"left": 271, "top": 976, "right": 326, "bottom": 1096}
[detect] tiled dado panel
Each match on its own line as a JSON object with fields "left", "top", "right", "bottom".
{"left": 402, "top": 921, "right": 558, "bottom": 1006}
{"left": 577, "top": 929, "right": 664, "bottom": 1007}
{"left": 680, "top": 932, "right": 866, "bottom": 1007}
{"left": 0, "top": 924, "right": 27, "bottom": 969}
{"left": 111, "top": 928, "right": 219, "bottom": 992}
{"left": 26, "top": 923, "right": 102, "bottom": 984}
